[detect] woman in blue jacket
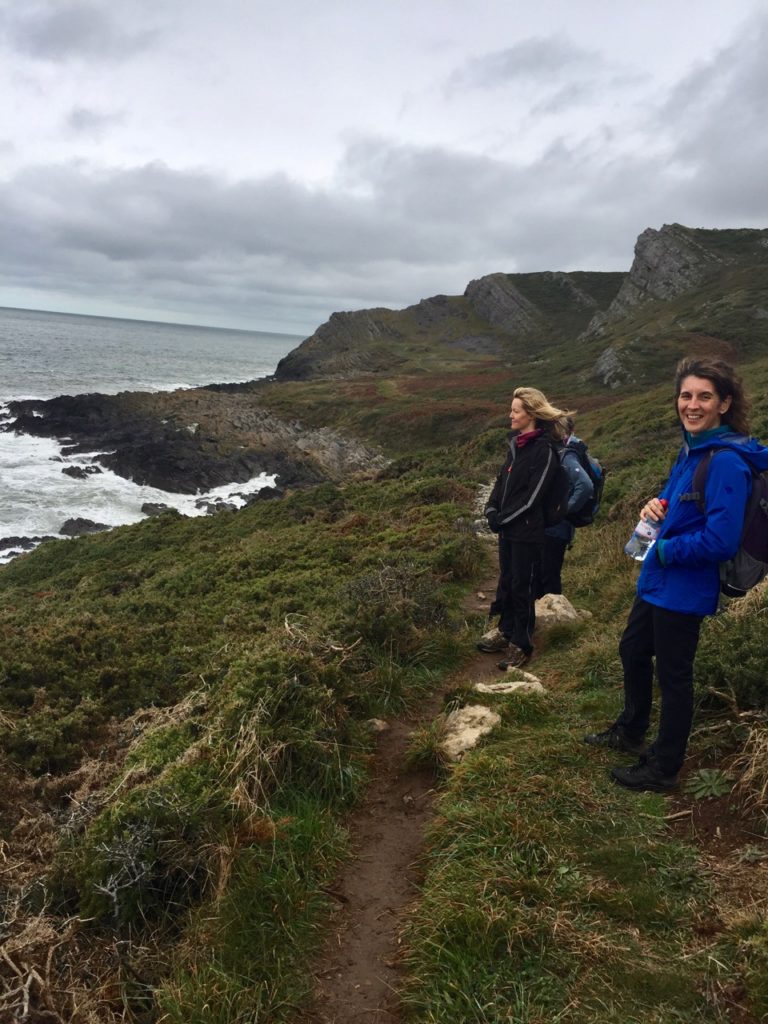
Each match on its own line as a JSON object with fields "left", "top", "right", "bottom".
{"left": 585, "top": 357, "right": 768, "bottom": 792}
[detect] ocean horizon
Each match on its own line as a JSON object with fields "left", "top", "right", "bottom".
{"left": 0, "top": 305, "right": 304, "bottom": 555}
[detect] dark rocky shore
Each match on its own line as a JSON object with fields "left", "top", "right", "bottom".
{"left": 3, "top": 381, "right": 388, "bottom": 496}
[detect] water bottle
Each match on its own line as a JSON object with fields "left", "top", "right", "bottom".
{"left": 624, "top": 500, "right": 669, "bottom": 561}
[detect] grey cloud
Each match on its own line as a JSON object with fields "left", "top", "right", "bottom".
{"left": 530, "top": 81, "right": 598, "bottom": 116}
{"left": 446, "top": 35, "right": 599, "bottom": 92}
{"left": 651, "top": 14, "right": 768, "bottom": 222}
{"left": 0, "top": 142, "right": 638, "bottom": 330}
{"left": 2, "top": 1, "right": 159, "bottom": 63}
{"left": 66, "top": 107, "right": 125, "bottom": 137}
{"left": 1, "top": 77, "right": 765, "bottom": 336}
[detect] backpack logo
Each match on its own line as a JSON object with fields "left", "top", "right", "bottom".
{"left": 564, "top": 439, "right": 605, "bottom": 528}
{"left": 692, "top": 447, "right": 768, "bottom": 598}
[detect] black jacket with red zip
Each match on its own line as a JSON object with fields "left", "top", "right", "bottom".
{"left": 484, "top": 431, "right": 560, "bottom": 543}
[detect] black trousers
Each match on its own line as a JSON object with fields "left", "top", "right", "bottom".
{"left": 616, "top": 597, "right": 703, "bottom": 775}
{"left": 489, "top": 538, "right": 540, "bottom": 655}
{"left": 535, "top": 536, "right": 568, "bottom": 597}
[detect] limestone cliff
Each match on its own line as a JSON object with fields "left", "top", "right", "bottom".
{"left": 584, "top": 224, "right": 742, "bottom": 339}
{"left": 462, "top": 273, "right": 540, "bottom": 334}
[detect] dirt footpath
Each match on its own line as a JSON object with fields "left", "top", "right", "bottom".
{"left": 299, "top": 584, "right": 498, "bottom": 1024}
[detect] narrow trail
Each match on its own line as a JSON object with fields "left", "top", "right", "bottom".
{"left": 299, "top": 581, "right": 500, "bottom": 1024}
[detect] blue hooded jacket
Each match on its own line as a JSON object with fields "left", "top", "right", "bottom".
{"left": 637, "top": 427, "right": 768, "bottom": 616}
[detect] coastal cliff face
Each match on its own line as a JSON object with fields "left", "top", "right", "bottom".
{"left": 275, "top": 224, "right": 768, "bottom": 394}
{"left": 584, "top": 224, "right": 768, "bottom": 387}
{"left": 275, "top": 270, "right": 625, "bottom": 382}
{"left": 583, "top": 224, "right": 724, "bottom": 339}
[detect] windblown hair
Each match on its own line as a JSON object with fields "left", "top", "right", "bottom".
{"left": 513, "top": 387, "right": 575, "bottom": 442}
{"left": 674, "top": 357, "right": 751, "bottom": 436}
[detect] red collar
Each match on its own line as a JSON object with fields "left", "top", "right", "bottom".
{"left": 515, "top": 428, "right": 543, "bottom": 448}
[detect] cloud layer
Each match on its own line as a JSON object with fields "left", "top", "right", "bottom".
{"left": 0, "top": 3, "right": 765, "bottom": 333}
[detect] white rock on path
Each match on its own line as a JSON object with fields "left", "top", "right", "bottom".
{"left": 439, "top": 704, "right": 501, "bottom": 762}
{"left": 367, "top": 718, "right": 390, "bottom": 733}
{"left": 474, "top": 669, "right": 546, "bottom": 695}
{"left": 534, "top": 593, "right": 591, "bottom": 628}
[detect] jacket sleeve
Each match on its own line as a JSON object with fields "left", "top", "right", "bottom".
{"left": 563, "top": 449, "right": 594, "bottom": 514}
{"left": 660, "top": 451, "right": 752, "bottom": 567}
{"left": 484, "top": 464, "right": 506, "bottom": 516}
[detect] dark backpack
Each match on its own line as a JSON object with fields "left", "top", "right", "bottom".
{"left": 565, "top": 439, "right": 605, "bottom": 528}
{"left": 690, "top": 447, "right": 768, "bottom": 598}
{"left": 542, "top": 445, "right": 572, "bottom": 528}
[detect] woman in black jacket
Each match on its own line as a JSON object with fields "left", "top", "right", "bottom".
{"left": 479, "top": 387, "right": 571, "bottom": 668}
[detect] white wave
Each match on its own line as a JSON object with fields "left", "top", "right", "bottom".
{"left": 0, "top": 428, "right": 276, "bottom": 560}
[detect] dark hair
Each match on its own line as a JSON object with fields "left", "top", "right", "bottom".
{"left": 674, "top": 356, "right": 751, "bottom": 436}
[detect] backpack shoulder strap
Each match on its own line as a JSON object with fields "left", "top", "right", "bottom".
{"left": 683, "top": 446, "right": 757, "bottom": 511}
{"left": 681, "top": 448, "right": 715, "bottom": 510}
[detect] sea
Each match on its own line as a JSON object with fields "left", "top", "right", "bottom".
{"left": 0, "top": 306, "right": 304, "bottom": 561}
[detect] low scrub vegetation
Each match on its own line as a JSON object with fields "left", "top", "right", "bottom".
{"left": 2, "top": 347, "right": 768, "bottom": 1021}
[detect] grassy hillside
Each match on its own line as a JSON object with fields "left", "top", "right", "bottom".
{"left": 2, "top": 236, "right": 768, "bottom": 1019}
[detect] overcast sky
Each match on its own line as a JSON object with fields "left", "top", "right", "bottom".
{"left": 0, "top": 0, "right": 766, "bottom": 335}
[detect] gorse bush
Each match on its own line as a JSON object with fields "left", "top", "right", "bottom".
{"left": 694, "top": 587, "right": 768, "bottom": 712}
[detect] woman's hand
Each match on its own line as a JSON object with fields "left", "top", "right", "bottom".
{"left": 641, "top": 497, "right": 667, "bottom": 523}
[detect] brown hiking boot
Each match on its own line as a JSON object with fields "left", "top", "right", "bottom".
{"left": 476, "top": 627, "right": 508, "bottom": 653}
{"left": 497, "top": 644, "right": 530, "bottom": 671}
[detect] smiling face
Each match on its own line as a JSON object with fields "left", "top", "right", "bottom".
{"left": 509, "top": 397, "right": 536, "bottom": 433}
{"left": 677, "top": 375, "right": 732, "bottom": 434}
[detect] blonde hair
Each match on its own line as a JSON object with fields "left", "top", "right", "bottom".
{"left": 512, "top": 387, "right": 575, "bottom": 442}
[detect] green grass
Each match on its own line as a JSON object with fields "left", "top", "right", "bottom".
{"left": 400, "top": 684, "right": 739, "bottom": 1023}
{"left": 3, "top": 267, "right": 768, "bottom": 1019}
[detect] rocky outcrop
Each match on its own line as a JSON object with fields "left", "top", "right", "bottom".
{"left": 0, "top": 535, "right": 56, "bottom": 552}
{"left": 3, "top": 388, "right": 388, "bottom": 495}
{"left": 582, "top": 224, "right": 725, "bottom": 338}
{"left": 60, "top": 518, "right": 110, "bottom": 536}
{"left": 62, "top": 465, "right": 102, "bottom": 479}
{"left": 140, "top": 503, "right": 174, "bottom": 517}
{"left": 463, "top": 273, "right": 541, "bottom": 334}
{"left": 275, "top": 309, "right": 405, "bottom": 381}
{"left": 593, "top": 346, "right": 632, "bottom": 389}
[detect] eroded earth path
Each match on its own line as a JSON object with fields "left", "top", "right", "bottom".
{"left": 299, "top": 584, "right": 498, "bottom": 1024}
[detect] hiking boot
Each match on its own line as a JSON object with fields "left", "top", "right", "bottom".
{"left": 583, "top": 724, "right": 646, "bottom": 757}
{"left": 497, "top": 644, "right": 530, "bottom": 671}
{"left": 610, "top": 759, "right": 678, "bottom": 793}
{"left": 476, "top": 627, "right": 508, "bottom": 653}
